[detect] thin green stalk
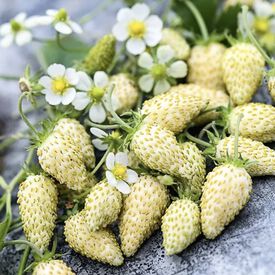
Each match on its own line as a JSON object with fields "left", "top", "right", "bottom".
{"left": 0, "top": 193, "right": 7, "bottom": 212}
{"left": 198, "top": 121, "right": 216, "bottom": 140}
{"left": 104, "top": 85, "right": 133, "bottom": 132}
{"left": 185, "top": 130, "right": 211, "bottom": 148}
{"left": 79, "top": 0, "right": 113, "bottom": 24}
{"left": 0, "top": 177, "right": 8, "bottom": 190}
{"left": 13, "top": 99, "right": 46, "bottom": 119}
{"left": 184, "top": 0, "right": 209, "bottom": 41}
{"left": 85, "top": 120, "right": 120, "bottom": 130}
{"left": 18, "top": 246, "right": 30, "bottom": 275}
{"left": 4, "top": 240, "right": 43, "bottom": 258}
{"left": 0, "top": 133, "right": 28, "bottom": 152}
{"left": 8, "top": 221, "right": 22, "bottom": 233}
{"left": 91, "top": 145, "right": 113, "bottom": 175}
{"left": 18, "top": 93, "right": 38, "bottom": 136}
{"left": 0, "top": 75, "right": 19, "bottom": 81}
{"left": 242, "top": 6, "right": 274, "bottom": 67}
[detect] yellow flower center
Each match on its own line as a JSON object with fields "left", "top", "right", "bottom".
{"left": 52, "top": 78, "right": 68, "bottom": 95}
{"left": 253, "top": 17, "right": 269, "bottom": 33}
{"left": 55, "top": 8, "right": 68, "bottom": 22}
{"left": 112, "top": 163, "right": 127, "bottom": 180}
{"left": 151, "top": 64, "right": 167, "bottom": 80}
{"left": 259, "top": 32, "right": 275, "bottom": 51}
{"left": 128, "top": 20, "right": 146, "bottom": 38}
{"left": 10, "top": 20, "right": 22, "bottom": 33}
{"left": 88, "top": 87, "right": 105, "bottom": 102}
{"left": 111, "top": 131, "right": 120, "bottom": 139}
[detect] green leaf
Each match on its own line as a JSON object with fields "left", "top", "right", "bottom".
{"left": 214, "top": 4, "right": 242, "bottom": 36}
{"left": 36, "top": 36, "right": 90, "bottom": 70}
{"left": 171, "top": 0, "right": 218, "bottom": 36}
{"left": 0, "top": 213, "right": 11, "bottom": 250}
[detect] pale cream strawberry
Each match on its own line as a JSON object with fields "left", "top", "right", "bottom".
{"left": 33, "top": 260, "right": 75, "bottom": 275}
{"left": 17, "top": 175, "right": 58, "bottom": 251}
{"left": 201, "top": 164, "right": 252, "bottom": 239}
{"left": 64, "top": 211, "right": 123, "bottom": 266}
{"left": 187, "top": 43, "right": 226, "bottom": 90}
{"left": 119, "top": 175, "right": 170, "bottom": 257}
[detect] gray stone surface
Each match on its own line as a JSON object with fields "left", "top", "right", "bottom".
{"left": 0, "top": 1, "right": 275, "bottom": 274}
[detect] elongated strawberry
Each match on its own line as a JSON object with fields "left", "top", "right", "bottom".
{"left": 119, "top": 175, "right": 170, "bottom": 257}
{"left": 37, "top": 131, "right": 94, "bottom": 191}
{"left": 33, "top": 260, "right": 75, "bottom": 275}
{"left": 141, "top": 89, "right": 208, "bottom": 133}
{"left": 187, "top": 43, "right": 226, "bottom": 90}
{"left": 54, "top": 118, "right": 95, "bottom": 169}
{"left": 17, "top": 175, "right": 58, "bottom": 251}
{"left": 64, "top": 211, "right": 123, "bottom": 266}
{"left": 168, "top": 84, "right": 230, "bottom": 125}
{"left": 216, "top": 135, "right": 275, "bottom": 177}
{"left": 201, "top": 163, "right": 252, "bottom": 239}
{"left": 222, "top": 43, "right": 265, "bottom": 105}
{"left": 161, "top": 198, "right": 201, "bottom": 255}
{"left": 83, "top": 180, "right": 122, "bottom": 232}
{"left": 160, "top": 28, "right": 190, "bottom": 60}
{"left": 109, "top": 73, "right": 139, "bottom": 114}
{"left": 268, "top": 76, "right": 275, "bottom": 102}
{"left": 226, "top": 103, "right": 275, "bottom": 143}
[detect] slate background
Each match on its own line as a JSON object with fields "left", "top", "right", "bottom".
{"left": 0, "top": 0, "right": 275, "bottom": 274}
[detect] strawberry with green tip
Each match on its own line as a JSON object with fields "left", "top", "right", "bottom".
{"left": 222, "top": 42, "right": 265, "bottom": 105}
{"left": 17, "top": 174, "right": 58, "bottom": 251}
{"left": 33, "top": 260, "right": 75, "bottom": 275}
{"left": 161, "top": 198, "right": 201, "bottom": 255}
{"left": 83, "top": 180, "right": 122, "bottom": 232}
{"left": 119, "top": 175, "right": 170, "bottom": 257}
{"left": 64, "top": 211, "right": 124, "bottom": 266}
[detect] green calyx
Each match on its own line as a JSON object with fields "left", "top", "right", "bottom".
{"left": 80, "top": 34, "right": 116, "bottom": 74}
{"left": 55, "top": 8, "right": 68, "bottom": 22}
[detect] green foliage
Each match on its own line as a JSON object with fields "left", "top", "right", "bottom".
{"left": 37, "top": 36, "right": 89, "bottom": 70}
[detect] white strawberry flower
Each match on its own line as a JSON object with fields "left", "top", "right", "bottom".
{"left": 105, "top": 152, "right": 138, "bottom": 194}
{"left": 39, "top": 64, "right": 79, "bottom": 105}
{"left": 138, "top": 45, "right": 188, "bottom": 95}
{"left": 41, "top": 8, "right": 83, "bottom": 35}
{"left": 0, "top": 13, "right": 39, "bottom": 47}
{"left": 112, "top": 3, "right": 163, "bottom": 55}
{"left": 72, "top": 71, "right": 110, "bottom": 123}
{"left": 90, "top": 128, "right": 108, "bottom": 151}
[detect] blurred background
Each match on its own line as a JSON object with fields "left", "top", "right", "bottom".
{"left": 0, "top": 1, "right": 275, "bottom": 275}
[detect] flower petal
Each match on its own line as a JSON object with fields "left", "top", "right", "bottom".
{"left": 90, "top": 127, "right": 107, "bottom": 138}
{"left": 167, "top": 61, "right": 188, "bottom": 78}
{"left": 94, "top": 71, "right": 109, "bottom": 88}
{"left": 0, "top": 23, "right": 11, "bottom": 35}
{"left": 14, "top": 13, "right": 27, "bottom": 23}
{"left": 15, "top": 31, "right": 32, "bottom": 46}
{"left": 132, "top": 3, "right": 150, "bottom": 20}
{"left": 116, "top": 180, "right": 131, "bottom": 194}
{"left": 138, "top": 52, "right": 153, "bottom": 69}
{"left": 47, "top": 64, "right": 65, "bottom": 78}
{"left": 117, "top": 8, "right": 134, "bottom": 22}
{"left": 25, "top": 16, "right": 53, "bottom": 27}
{"left": 68, "top": 21, "right": 83, "bottom": 34}
{"left": 157, "top": 45, "right": 175, "bottom": 64}
{"left": 39, "top": 76, "right": 52, "bottom": 89}
{"left": 255, "top": 0, "right": 272, "bottom": 17}
{"left": 61, "top": 88, "right": 76, "bottom": 105}
{"left": 46, "top": 9, "right": 58, "bottom": 16}
{"left": 45, "top": 90, "right": 62, "bottom": 105}
{"left": 72, "top": 92, "right": 90, "bottom": 110}
{"left": 112, "top": 22, "right": 129, "bottom": 41}
{"left": 89, "top": 103, "right": 106, "bottom": 123}
{"left": 154, "top": 79, "right": 171, "bottom": 95}
{"left": 54, "top": 22, "right": 72, "bottom": 35}
{"left": 145, "top": 15, "right": 163, "bottom": 30}
{"left": 106, "top": 171, "right": 117, "bottom": 187}
{"left": 115, "top": 152, "right": 128, "bottom": 166}
{"left": 0, "top": 34, "right": 13, "bottom": 48}
{"left": 126, "top": 169, "right": 138, "bottom": 184}
{"left": 65, "top": 68, "right": 79, "bottom": 85}
{"left": 144, "top": 30, "right": 162, "bottom": 47}
{"left": 138, "top": 74, "right": 154, "bottom": 92}
{"left": 76, "top": 71, "right": 93, "bottom": 91}
{"left": 92, "top": 138, "right": 108, "bottom": 151}
{"left": 126, "top": 38, "right": 146, "bottom": 55}
{"left": 106, "top": 152, "right": 115, "bottom": 170}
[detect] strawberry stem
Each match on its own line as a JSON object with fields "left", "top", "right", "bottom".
{"left": 184, "top": 0, "right": 209, "bottom": 41}
{"left": 84, "top": 119, "right": 120, "bottom": 130}
{"left": 242, "top": 6, "right": 274, "bottom": 67}
{"left": 198, "top": 121, "right": 217, "bottom": 140}
{"left": 18, "top": 93, "right": 39, "bottom": 137}
{"left": 184, "top": 130, "right": 211, "bottom": 148}
{"left": 18, "top": 246, "right": 30, "bottom": 275}
{"left": 0, "top": 74, "right": 19, "bottom": 81}
{"left": 91, "top": 145, "right": 113, "bottom": 175}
